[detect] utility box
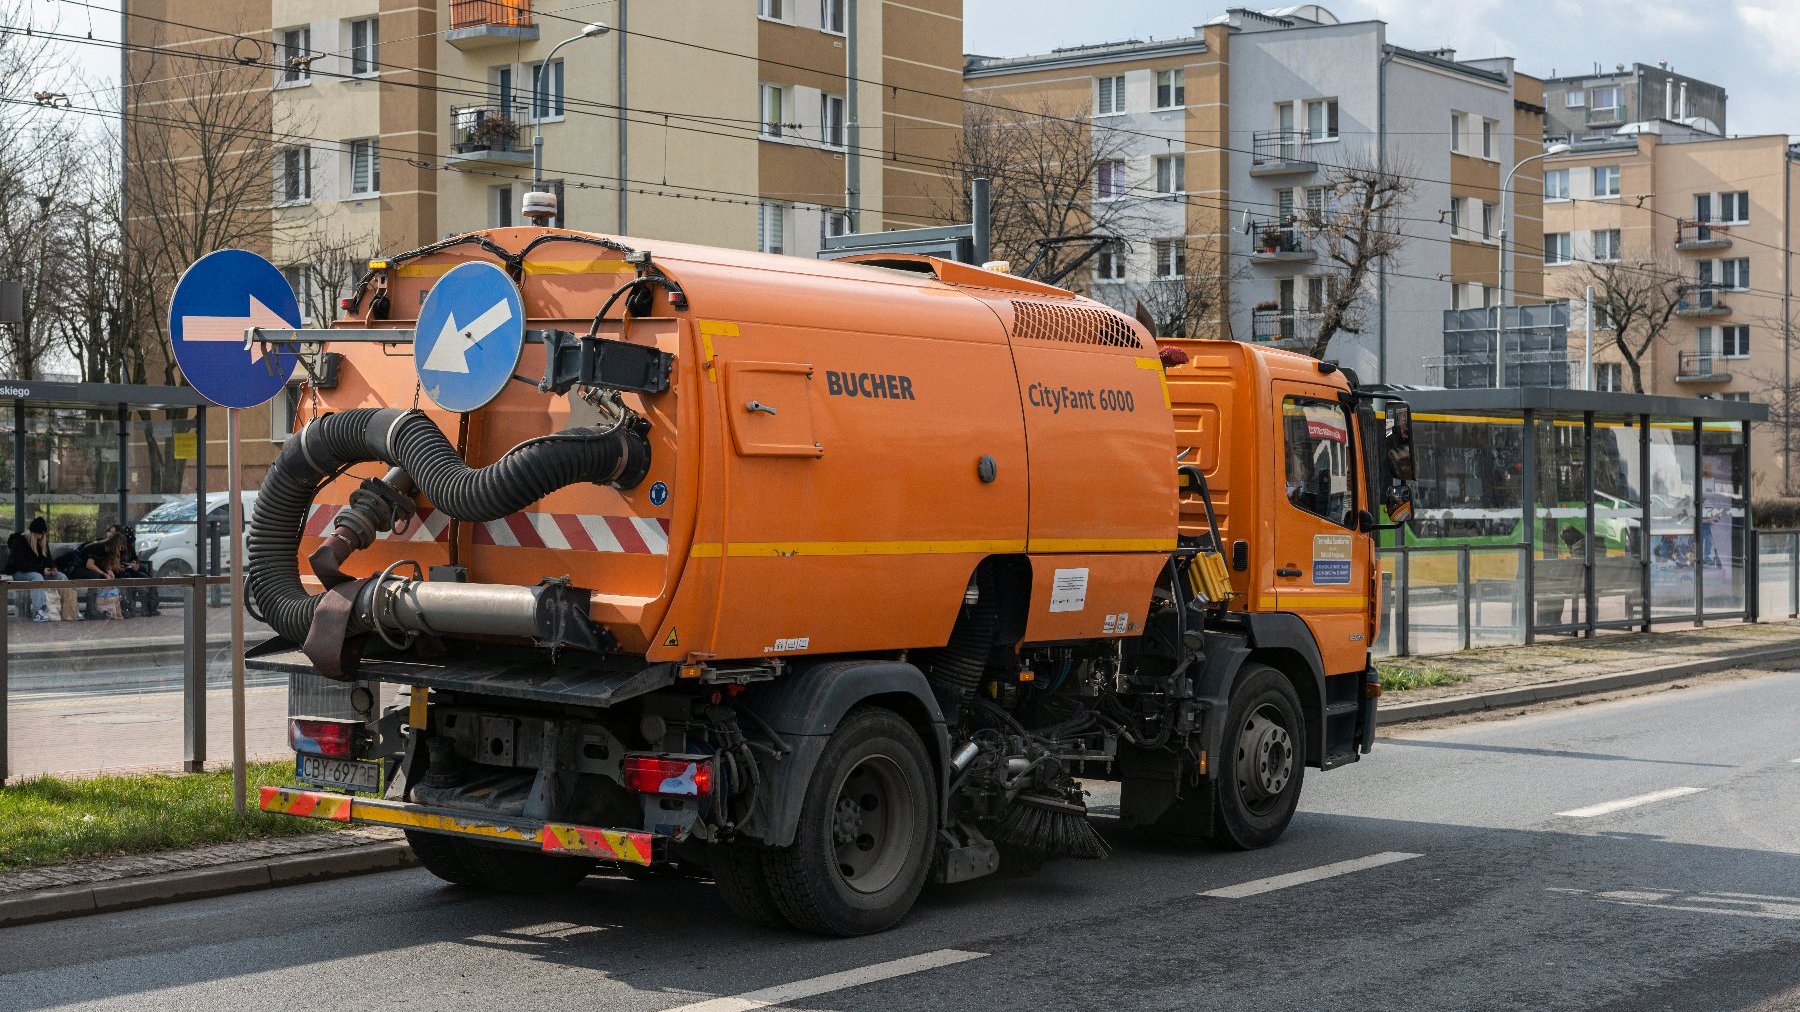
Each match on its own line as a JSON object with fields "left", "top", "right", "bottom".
{"left": 0, "top": 280, "right": 21, "bottom": 325}
{"left": 819, "top": 224, "right": 974, "bottom": 264}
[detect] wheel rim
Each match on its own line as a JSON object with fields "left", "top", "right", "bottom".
{"left": 1235, "top": 702, "right": 1295, "bottom": 814}
{"left": 829, "top": 753, "right": 914, "bottom": 895}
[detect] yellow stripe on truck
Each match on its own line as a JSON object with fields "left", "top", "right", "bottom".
{"left": 688, "top": 537, "right": 1173, "bottom": 558}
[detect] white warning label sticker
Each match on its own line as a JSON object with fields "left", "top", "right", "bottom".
{"left": 1050, "top": 568, "right": 1089, "bottom": 613}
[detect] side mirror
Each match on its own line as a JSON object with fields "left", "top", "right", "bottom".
{"left": 1384, "top": 402, "right": 1415, "bottom": 483}
{"left": 1383, "top": 482, "right": 1414, "bottom": 525}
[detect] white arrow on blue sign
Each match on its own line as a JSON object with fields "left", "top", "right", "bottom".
{"left": 413, "top": 261, "right": 527, "bottom": 413}
{"left": 167, "top": 250, "right": 302, "bottom": 409}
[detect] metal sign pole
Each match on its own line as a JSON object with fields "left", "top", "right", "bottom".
{"left": 227, "top": 406, "right": 247, "bottom": 813}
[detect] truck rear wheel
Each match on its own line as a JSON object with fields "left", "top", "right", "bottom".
{"left": 406, "top": 830, "right": 597, "bottom": 892}
{"left": 1208, "top": 663, "right": 1305, "bottom": 849}
{"left": 762, "top": 708, "right": 935, "bottom": 936}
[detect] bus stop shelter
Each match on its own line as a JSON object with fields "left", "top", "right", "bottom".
{"left": 1376, "top": 386, "right": 1777, "bottom": 656}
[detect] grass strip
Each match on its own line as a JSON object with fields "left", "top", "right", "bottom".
{"left": 1376, "top": 663, "right": 1472, "bottom": 692}
{"left": 0, "top": 762, "right": 332, "bottom": 871}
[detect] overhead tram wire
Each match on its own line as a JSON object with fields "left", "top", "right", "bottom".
{"left": 28, "top": 23, "right": 1788, "bottom": 302}
{"left": 48, "top": 9, "right": 1799, "bottom": 269}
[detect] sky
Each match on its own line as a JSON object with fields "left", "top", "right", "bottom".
{"left": 25, "top": 0, "right": 1797, "bottom": 140}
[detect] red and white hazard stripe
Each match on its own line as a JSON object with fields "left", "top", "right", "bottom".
{"left": 303, "top": 504, "right": 670, "bottom": 556}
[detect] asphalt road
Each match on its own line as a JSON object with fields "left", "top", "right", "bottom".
{"left": 2, "top": 665, "right": 1796, "bottom": 1012}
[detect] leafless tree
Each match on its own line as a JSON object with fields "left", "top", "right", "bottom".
{"left": 1562, "top": 253, "right": 1686, "bottom": 394}
{"left": 1123, "top": 243, "right": 1239, "bottom": 339}
{"left": 283, "top": 224, "right": 379, "bottom": 326}
{"left": 49, "top": 146, "right": 136, "bottom": 384}
{"left": 1291, "top": 156, "right": 1415, "bottom": 359}
{"left": 930, "top": 96, "right": 1159, "bottom": 284}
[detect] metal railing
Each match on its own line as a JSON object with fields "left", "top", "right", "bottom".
{"left": 1251, "top": 130, "right": 1315, "bottom": 167}
{"left": 450, "top": 0, "right": 533, "bottom": 30}
{"left": 1674, "top": 219, "right": 1731, "bottom": 248}
{"left": 1676, "top": 350, "right": 1731, "bottom": 381}
{"left": 1586, "top": 105, "right": 1626, "bottom": 124}
{"left": 1249, "top": 221, "right": 1309, "bottom": 255}
{"left": 1249, "top": 307, "right": 1319, "bottom": 348}
{"left": 1677, "top": 284, "right": 1730, "bottom": 315}
{"left": 450, "top": 102, "right": 531, "bottom": 153}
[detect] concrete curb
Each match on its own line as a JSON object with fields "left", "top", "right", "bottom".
{"left": 1379, "top": 644, "right": 1800, "bottom": 724}
{"left": 0, "top": 841, "right": 417, "bottom": 930}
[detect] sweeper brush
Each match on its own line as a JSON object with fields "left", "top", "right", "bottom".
{"left": 992, "top": 791, "right": 1110, "bottom": 860}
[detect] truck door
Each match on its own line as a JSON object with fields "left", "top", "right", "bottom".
{"left": 1272, "top": 389, "right": 1372, "bottom": 675}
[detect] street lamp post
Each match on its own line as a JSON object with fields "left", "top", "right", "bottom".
{"left": 1496, "top": 141, "right": 1573, "bottom": 387}
{"left": 532, "top": 22, "right": 610, "bottom": 188}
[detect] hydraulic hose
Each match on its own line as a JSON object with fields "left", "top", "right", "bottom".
{"left": 248, "top": 407, "right": 650, "bottom": 645}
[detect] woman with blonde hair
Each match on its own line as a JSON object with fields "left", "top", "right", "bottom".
{"left": 6, "top": 517, "right": 76, "bottom": 621}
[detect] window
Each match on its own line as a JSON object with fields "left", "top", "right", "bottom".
{"left": 1593, "top": 165, "right": 1621, "bottom": 197}
{"left": 757, "top": 202, "right": 785, "bottom": 254}
{"left": 281, "top": 266, "right": 310, "bottom": 321}
{"left": 1482, "top": 119, "right": 1495, "bottom": 159}
{"left": 1154, "top": 154, "right": 1185, "bottom": 194}
{"left": 1097, "top": 160, "right": 1126, "bottom": 200}
{"left": 348, "top": 139, "right": 379, "bottom": 196}
{"left": 1449, "top": 111, "right": 1464, "bottom": 152}
{"left": 1596, "top": 363, "right": 1623, "bottom": 392}
{"left": 1592, "top": 228, "right": 1621, "bottom": 261}
{"left": 821, "top": 209, "right": 852, "bottom": 245}
{"left": 279, "top": 147, "right": 310, "bottom": 203}
{"left": 1306, "top": 98, "right": 1338, "bottom": 140}
{"left": 1156, "top": 70, "right": 1185, "bottom": 109}
{"left": 1722, "top": 392, "right": 1752, "bottom": 402}
{"left": 1481, "top": 201, "right": 1495, "bottom": 241}
{"left": 1545, "top": 232, "right": 1571, "bottom": 265}
{"left": 1544, "top": 168, "right": 1570, "bottom": 200}
{"left": 1281, "top": 398, "right": 1355, "bottom": 529}
{"left": 1096, "top": 75, "right": 1125, "bottom": 116}
{"left": 530, "top": 59, "right": 565, "bottom": 119}
{"left": 758, "top": 0, "right": 786, "bottom": 20}
{"left": 348, "top": 18, "right": 378, "bottom": 76}
{"left": 1721, "top": 325, "right": 1750, "bottom": 358}
{"left": 820, "top": 93, "right": 846, "bottom": 148}
{"left": 1591, "top": 85, "right": 1622, "bottom": 113}
{"left": 1302, "top": 185, "right": 1327, "bottom": 223}
{"left": 759, "top": 84, "right": 785, "bottom": 138}
{"left": 491, "top": 185, "right": 514, "bottom": 228}
{"left": 1694, "top": 193, "right": 1712, "bottom": 222}
{"left": 1449, "top": 196, "right": 1467, "bottom": 237}
{"left": 1564, "top": 89, "right": 1586, "bottom": 108}
{"left": 1719, "top": 191, "right": 1751, "bottom": 223}
{"left": 1154, "top": 240, "right": 1185, "bottom": 280}
{"left": 1722, "top": 257, "right": 1750, "bottom": 290}
{"left": 1095, "top": 243, "right": 1126, "bottom": 282}
{"left": 821, "top": 0, "right": 846, "bottom": 33}
{"left": 278, "top": 26, "right": 311, "bottom": 84}
{"left": 1305, "top": 276, "right": 1325, "bottom": 311}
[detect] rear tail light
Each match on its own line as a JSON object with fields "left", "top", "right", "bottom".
{"left": 622, "top": 756, "right": 714, "bottom": 797}
{"left": 290, "top": 718, "right": 357, "bottom": 758}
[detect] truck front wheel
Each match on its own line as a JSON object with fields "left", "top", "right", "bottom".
{"left": 761, "top": 707, "right": 936, "bottom": 936}
{"left": 1209, "top": 664, "right": 1305, "bottom": 849}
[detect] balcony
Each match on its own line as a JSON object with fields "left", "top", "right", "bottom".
{"left": 1248, "top": 221, "right": 1315, "bottom": 264}
{"left": 1676, "top": 350, "right": 1733, "bottom": 383}
{"left": 1675, "top": 284, "right": 1730, "bottom": 317}
{"left": 446, "top": 104, "right": 533, "bottom": 167}
{"left": 1674, "top": 219, "right": 1732, "bottom": 251}
{"left": 1249, "top": 308, "right": 1320, "bottom": 351}
{"left": 447, "top": 0, "right": 538, "bottom": 49}
{"left": 1250, "top": 131, "right": 1318, "bottom": 176}
{"left": 1586, "top": 105, "right": 1626, "bottom": 126}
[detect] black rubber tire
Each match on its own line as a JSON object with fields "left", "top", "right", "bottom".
{"left": 408, "top": 831, "right": 597, "bottom": 892}
{"left": 710, "top": 844, "right": 791, "bottom": 928}
{"left": 404, "top": 829, "right": 479, "bottom": 886}
{"left": 1208, "top": 663, "right": 1306, "bottom": 849}
{"left": 762, "top": 708, "right": 936, "bottom": 936}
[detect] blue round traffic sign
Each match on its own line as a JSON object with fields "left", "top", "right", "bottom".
{"left": 413, "top": 261, "right": 526, "bottom": 413}
{"left": 167, "top": 250, "right": 301, "bottom": 408}
{"left": 648, "top": 481, "right": 669, "bottom": 506}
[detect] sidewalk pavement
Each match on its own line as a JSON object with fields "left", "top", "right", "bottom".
{"left": 2, "top": 610, "right": 272, "bottom": 657}
{"left": 1378, "top": 618, "right": 1800, "bottom": 720}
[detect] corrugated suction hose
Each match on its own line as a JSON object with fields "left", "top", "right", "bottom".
{"left": 248, "top": 407, "right": 650, "bottom": 645}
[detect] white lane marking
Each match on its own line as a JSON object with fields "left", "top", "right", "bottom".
{"left": 1550, "top": 887, "right": 1800, "bottom": 921}
{"left": 661, "top": 949, "right": 989, "bottom": 1012}
{"left": 1200, "top": 851, "right": 1422, "bottom": 899}
{"left": 1556, "top": 786, "right": 1707, "bottom": 818}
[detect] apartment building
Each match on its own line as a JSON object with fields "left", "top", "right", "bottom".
{"left": 125, "top": 0, "right": 961, "bottom": 312}
{"left": 1542, "top": 130, "right": 1799, "bottom": 490}
{"left": 964, "top": 5, "right": 1545, "bottom": 385}
{"left": 1542, "top": 62, "right": 1726, "bottom": 144}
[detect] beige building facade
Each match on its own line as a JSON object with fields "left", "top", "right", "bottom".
{"left": 1543, "top": 130, "right": 1799, "bottom": 491}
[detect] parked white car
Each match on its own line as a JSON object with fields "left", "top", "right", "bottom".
{"left": 133, "top": 492, "right": 257, "bottom": 578}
